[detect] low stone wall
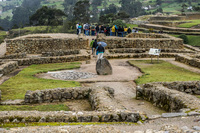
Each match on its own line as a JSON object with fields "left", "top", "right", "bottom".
{"left": 109, "top": 48, "right": 194, "bottom": 54}
{"left": 139, "top": 24, "right": 200, "bottom": 33}
{"left": 6, "top": 38, "right": 89, "bottom": 55}
{"left": 126, "top": 33, "right": 169, "bottom": 38}
{"left": 150, "top": 21, "right": 187, "bottom": 27}
{"left": 162, "top": 81, "right": 200, "bottom": 95}
{"left": 136, "top": 83, "right": 200, "bottom": 112}
{"left": 175, "top": 54, "right": 200, "bottom": 68}
{"left": 184, "top": 12, "right": 200, "bottom": 20}
{"left": 42, "top": 50, "right": 80, "bottom": 57}
{"left": 0, "top": 110, "right": 141, "bottom": 123}
{"left": 105, "top": 53, "right": 177, "bottom": 59}
{"left": 98, "top": 35, "right": 183, "bottom": 50}
{"left": 149, "top": 16, "right": 186, "bottom": 21}
{"left": 89, "top": 87, "right": 115, "bottom": 111}
{"left": 0, "top": 53, "right": 27, "bottom": 59}
{"left": 24, "top": 87, "right": 92, "bottom": 104}
{"left": 5, "top": 55, "right": 90, "bottom": 66}
{"left": 0, "top": 61, "right": 18, "bottom": 75}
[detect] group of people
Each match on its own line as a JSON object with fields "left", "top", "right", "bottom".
{"left": 90, "top": 39, "right": 105, "bottom": 60}
{"left": 76, "top": 23, "right": 139, "bottom": 37}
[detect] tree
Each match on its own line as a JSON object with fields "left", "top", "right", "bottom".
{"left": 73, "top": 0, "right": 90, "bottom": 23}
{"left": 63, "top": 0, "right": 77, "bottom": 19}
{"left": 92, "top": 0, "right": 102, "bottom": 6}
{"left": 101, "top": 4, "right": 117, "bottom": 15}
{"left": 119, "top": 0, "right": 146, "bottom": 17}
{"left": 156, "top": 0, "right": 162, "bottom": 5}
{"left": 181, "top": 3, "right": 187, "bottom": 14}
{"left": 30, "top": 6, "right": 66, "bottom": 26}
{"left": 111, "top": 19, "right": 126, "bottom": 27}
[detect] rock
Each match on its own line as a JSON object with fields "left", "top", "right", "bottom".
{"left": 12, "top": 119, "right": 20, "bottom": 123}
{"left": 148, "top": 115, "right": 161, "bottom": 120}
{"left": 145, "top": 129, "right": 153, "bottom": 133}
{"left": 39, "top": 117, "right": 46, "bottom": 122}
{"left": 134, "top": 131, "right": 144, "bottom": 133}
{"left": 161, "top": 113, "right": 187, "bottom": 118}
{"left": 193, "top": 126, "right": 200, "bottom": 131}
{"left": 137, "top": 121, "right": 143, "bottom": 125}
{"left": 86, "top": 60, "right": 90, "bottom": 64}
{"left": 188, "top": 111, "right": 200, "bottom": 116}
{"left": 92, "top": 116, "right": 99, "bottom": 122}
{"left": 96, "top": 58, "right": 112, "bottom": 75}
{"left": 181, "top": 126, "right": 189, "bottom": 131}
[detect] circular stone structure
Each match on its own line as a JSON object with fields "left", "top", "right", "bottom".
{"left": 50, "top": 70, "right": 97, "bottom": 80}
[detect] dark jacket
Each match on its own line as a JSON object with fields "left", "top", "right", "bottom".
{"left": 127, "top": 28, "right": 131, "bottom": 34}
{"left": 97, "top": 45, "right": 105, "bottom": 53}
{"left": 93, "top": 41, "right": 98, "bottom": 48}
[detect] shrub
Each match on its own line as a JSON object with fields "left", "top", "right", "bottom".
{"left": 178, "top": 34, "right": 189, "bottom": 44}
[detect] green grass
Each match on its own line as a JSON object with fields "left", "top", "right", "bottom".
{"left": 0, "top": 31, "right": 7, "bottom": 43}
{"left": 0, "top": 62, "right": 81, "bottom": 100}
{"left": 126, "top": 23, "right": 138, "bottom": 29}
{"left": 129, "top": 60, "right": 200, "bottom": 85}
{"left": 0, "top": 104, "right": 70, "bottom": 111}
{"left": 1, "top": 122, "right": 135, "bottom": 128}
{"left": 177, "top": 19, "right": 200, "bottom": 28}
{"left": 171, "top": 34, "right": 200, "bottom": 46}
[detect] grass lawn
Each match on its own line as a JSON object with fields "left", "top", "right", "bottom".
{"left": 129, "top": 60, "right": 200, "bottom": 85}
{"left": 0, "top": 62, "right": 81, "bottom": 100}
{"left": 171, "top": 34, "right": 200, "bottom": 46}
{"left": 177, "top": 19, "right": 200, "bottom": 28}
{"left": 0, "top": 104, "right": 70, "bottom": 111}
{"left": 126, "top": 23, "right": 138, "bottom": 29}
{"left": 1, "top": 122, "right": 135, "bottom": 128}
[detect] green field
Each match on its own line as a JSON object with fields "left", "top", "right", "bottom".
{"left": 171, "top": 34, "right": 200, "bottom": 46}
{"left": 129, "top": 60, "right": 200, "bottom": 85}
{"left": 0, "top": 104, "right": 70, "bottom": 111}
{"left": 0, "top": 31, "right": 7, "bottom": 43}
{"left": 177, "top": 19, "right": 200, "bottom": 28}
{"left": 0, "top": 62, "right": 81, "bottom": 100}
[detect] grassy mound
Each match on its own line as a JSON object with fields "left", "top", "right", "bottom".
{"left": 129, "top": 60, "right": 200, "bottom": 85}
{"left": 0, "top": 62, "right": 81, "bottom": 100}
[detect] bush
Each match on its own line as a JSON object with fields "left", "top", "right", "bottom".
{"left": 178, "top": 34, "right": 189, "bottom": 44}
{"left": 110, "top": 19, "right": 126, "bottom": 27}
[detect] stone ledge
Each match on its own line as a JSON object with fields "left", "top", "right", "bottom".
{"left": 41, "top": 50, "right": 80, "bottom": 57}
{"left": 175, "top": 54, "right": 200, "bottom": 68}
{"left": 0, "top": 53, "right": 27, "bottom": 59}
{"left": 0, "top": 110, "right": 141, "bottom": 123}
{"left": 136, "top": 83, "right": 200, "bottom": 112}
{"left": 0, "top": 61, "right": 18, "bottom": 75}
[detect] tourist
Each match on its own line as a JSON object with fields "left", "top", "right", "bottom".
{"left": 100, "top": 25, "right": 104, "bottom": 33}
{"left": 95, "top": 25, "right": 99, "bottom": 35}
{"left": 85, "top": 23, "right": 89, "bottom": 36}
{"left": 132, "top": 28, "right": 135, "bottom": 33}
{"left": 127, "top": 27, "right": 131, "bottom": 34}
{"left": 91, "top": 24, "right": 95, "bottom": 36}
{"left": 111, "top": 25, "right": 115, "bottom": 36}
{"left": 106, "top": 25, "right": 110, "bottom": 36}
{"left": 92, "top": 39, "right": 98, "bottom": 56}
{"left": 90, "top": 39, "right": 95, "bottom": 54}
{"left": 78, "top": 24, "right": 82, "bottom": 34}
{"left": 76, "top": 23, "right": 79, "bottom": 35}
{"left": 96, "top": 42, "right": 105, "bottom": 59}
{"left": 115, "top": 25, "right": 118, "bottom": 36}
{"left": 135, "top": 28, "right": 139, "bottom": 33}
{"left": 83, "top": 23, "right": 86, "bottom": 34}
{"left": 124, "top": 26, "right": 128, "bottom": 36}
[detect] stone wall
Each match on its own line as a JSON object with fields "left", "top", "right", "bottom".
{"left": 175, "top": 54, "right": 200, "bottom": 68}
{"left": 6, "top": 38, "right": 89, "bottom": 55}
{"left": 98, "top": 37, "right": 183, "bottom": 50}
{"left": 184, "top": 12, "right": 200, "bottom": 20}
{"left": 0, "top": 53, "right": 27, "bottom": 59}
{"left": 0, "top": 61, "right": 18, "bottom": 75}
{"left": 149, "top": 16, "right": 186, "bottom": 21}
{"left": 24, "top": 87, "right": 92, "bottom": 104}
{"left": 0, "top": 110, "right": 141, "bottom": 123}
{"left": 139, "top": 24, "right": 200, "bottom": 33}
{"left": 42, "top": 50, "right": 80, "bottom": 57}
{"left": 150, "top": 21, "right": 187, "bottom": 27}
{"left": 126, "top": 33, "right": 169, "bottom": 38}
{"left": 6, "top": 55, "right": 90, "bottom": 66}
{"left": 162, "top": 81, "right": 200, "bottom": 95}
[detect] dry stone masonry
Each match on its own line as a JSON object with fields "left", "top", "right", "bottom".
{"left": 175, "top": 54, "right": 200, "bottom": 68}
{"left": 137, "top": 82, "right": 200, "bottom": 112}
{"left": 41, "top": 50, "right": 80, "bottom": 57}
{"left": 6, "top": 38, "right": 89, "bottom": 54}
{"left": 0, "top": 61, "right": 18, "bottom": 75}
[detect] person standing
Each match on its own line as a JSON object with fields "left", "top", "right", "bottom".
{"left": 83, "top": 23, "right": 86, "bottom": 34}
{"left": 95, "top": 25, "right": 99, "bottom": 35}
{"left": 111, "top": 25, "right": 115, "bottom": 36}
{"left": 85, "top": 23, "right": 89, "bottom": 36}
{"left": 76, "top": 23, "right": 79, "bottom": 35}
{"left": 78, "top": 24, "right": 82, "bottom": 34}
{"left": 91, "top": 24, "right": 95, "bottom": 36}
{"left": 127, "top": 27, "right": 131, "bottom": 34}
{"left": 96, "top": 43, "right": 105, "bottom": 59}
{"left": 124, "top": 26, "right": 128, "bottom": 36}
{"left": 92, "top": 39, "right": 98, "bottom": 57}
{"left": 106, "top": 25, "right": 110, "bottom": 36}
{"left": 90, "top": 39, "right": 95, "bottom": 54}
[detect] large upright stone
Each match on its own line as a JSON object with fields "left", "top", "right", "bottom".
{"left": 96, "top": 58, "right": 112, "bottom": 75}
